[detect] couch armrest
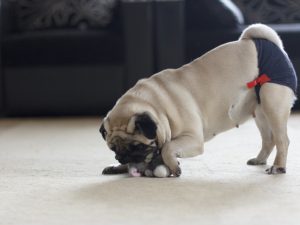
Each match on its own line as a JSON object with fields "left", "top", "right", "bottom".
{"left": 154, "top": 0, "right": 185, "bottom": 70}
{"left": 122, "top": 0, "right": 154, "bottom": 89}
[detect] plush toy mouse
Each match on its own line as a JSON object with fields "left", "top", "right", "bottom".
{"left": 102, "top": 149, "right": 171, "bottom": 178}
{"left": 128, "top": 151, "right": 170, "bottom": 178}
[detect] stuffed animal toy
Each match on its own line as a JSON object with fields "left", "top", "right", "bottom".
{"left": 102, "top": 149, "right": 170, "bottom": 178}
{"left": 128, "top": 151, "right": 170, "bottom": 178}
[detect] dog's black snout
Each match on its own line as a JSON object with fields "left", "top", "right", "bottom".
{"left": 111, "top": 141, "right": 156, "bottom": 164}
{"left": 115, "top": 154, "right": 122, "bottom": 161}
{"left": 111, "top": 145, "right": 117, "bottom": 152}
{"left": 115, "top": 152, "right": 145, "bottom": 164}
{"left": 115, "top": 154, "right": 131, "bottom": 164}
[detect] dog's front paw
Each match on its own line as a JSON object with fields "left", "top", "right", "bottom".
{"left": 266, "top": 166, "right": 286, "bottom": 175}
{"left": 166, "top": 164, "right": 181, "bottom": 177}
{"left": 162, "top": 154, "right": 181, "bottom": 177}
{"left": 173, "top": 165, "right": 182, "bottom": 177}
{"left": 247, "top": 158, "right": 266, "bottom": 166}
{"left": 162, "top": 147, "right": 182, "bottom": 177}
{"left": 102, "top": 164, "right": 128, "bottom": 175}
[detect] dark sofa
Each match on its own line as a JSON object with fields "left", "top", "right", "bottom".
{"left": 0, "top": 0, "right": 155, "bottom": 116}
{"left": 1, "top": 0, "right": 300, "bottom": 116}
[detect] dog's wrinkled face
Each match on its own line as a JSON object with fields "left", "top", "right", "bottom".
{"left": 107, "top": 137, "right": 157, "bottom": 164}
{"left": 100, "top": 112, "right": 158, "bottom": 165}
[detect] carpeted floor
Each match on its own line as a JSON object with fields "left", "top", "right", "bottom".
{"left": 1, "top": 114, "right": 300, "bottom": 225}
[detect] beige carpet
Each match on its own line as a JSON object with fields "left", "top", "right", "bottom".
{"left": 1, "top": 114, "right": 300, "bottom": 225}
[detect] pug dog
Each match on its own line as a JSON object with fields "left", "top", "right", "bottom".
{"left": 100, "top": 24, "right": 297, "bottom": 177}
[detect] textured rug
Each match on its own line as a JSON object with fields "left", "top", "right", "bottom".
{"left": 1, "top": 114, "right": 300, "bottom": 225}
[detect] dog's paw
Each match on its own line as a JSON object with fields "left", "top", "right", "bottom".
{"left": 167, "top": 161, "right": 181, "bottom": 177}
{"left": 169, "top": 161, "right": 181, "bottom": 177}
{"left": 102, "top": 165, "right": 128, "bottom": 175}
{"left": 173, "top": 165, "right": 182, "bottom": 177}
{"left": 162, "top": 149, "right": 182, "bottom": 177}
{"left": 266, "top": 166, "right": 286, "bottom": 175}
{"left": 247, "top": 158, "right": 266, "bottom": 166}
{"left": 163, "top": 159, "right": 181, "bottom": 177}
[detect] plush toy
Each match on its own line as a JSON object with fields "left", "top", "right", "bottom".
{"left": 102, "top": 149, "right": 171, "bottom": 178}
{"left": 128, "top": 151, "right": 170, "bottom": 178}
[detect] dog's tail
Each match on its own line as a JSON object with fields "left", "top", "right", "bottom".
{"left": 239, "top": 23, "right": 283, "bottom": 49}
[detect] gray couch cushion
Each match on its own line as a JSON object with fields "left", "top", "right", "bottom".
{"left": 11, "top": 0, "right": 118, "bottom": 31}
{"left": 233, "top": 0, "right": 300, "bottom": 24}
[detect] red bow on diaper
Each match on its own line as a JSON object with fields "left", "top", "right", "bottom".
{"left": 247, "top": 74, "right": 271, "bottom": 89}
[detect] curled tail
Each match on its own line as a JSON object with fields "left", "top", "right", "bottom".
{"left": 239, "top": 23, "right": 283, "bottom": 50}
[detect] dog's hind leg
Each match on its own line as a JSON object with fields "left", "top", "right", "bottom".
{"left": 247, "top": 105, "right": 275, "bottom": 166}
{"left": 259, "top": 83, "right": 294, "bottom": 174}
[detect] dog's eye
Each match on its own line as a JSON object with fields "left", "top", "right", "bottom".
{"left": 99, "top": 124, "right": 107, "bottom": 140}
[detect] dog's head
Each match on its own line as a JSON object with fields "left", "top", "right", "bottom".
{"left": 100, "top": 111, "right": 159, "bottom": 165}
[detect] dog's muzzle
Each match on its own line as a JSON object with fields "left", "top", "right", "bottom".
{"left": 110, "top": 138, "right": 158, "bottom": 164}
{"left": 115, "top": 152, "right": 144, "bottom": 164}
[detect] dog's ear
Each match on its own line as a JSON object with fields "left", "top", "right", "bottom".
{"left": 99, "top": 122, "right": 107, "bottom": 140}
{"left": 134, "top": 113, "right": 157, "bottom": 139}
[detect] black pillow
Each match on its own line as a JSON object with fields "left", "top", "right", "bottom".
{"left": 13, "top": 0, "right": 118, "bottom": 32}
{"left": 233, "top": 0, "right": 300, "bottom": 24}
{"left": 186, "top": 0, "right": 244, "bottom": 30}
